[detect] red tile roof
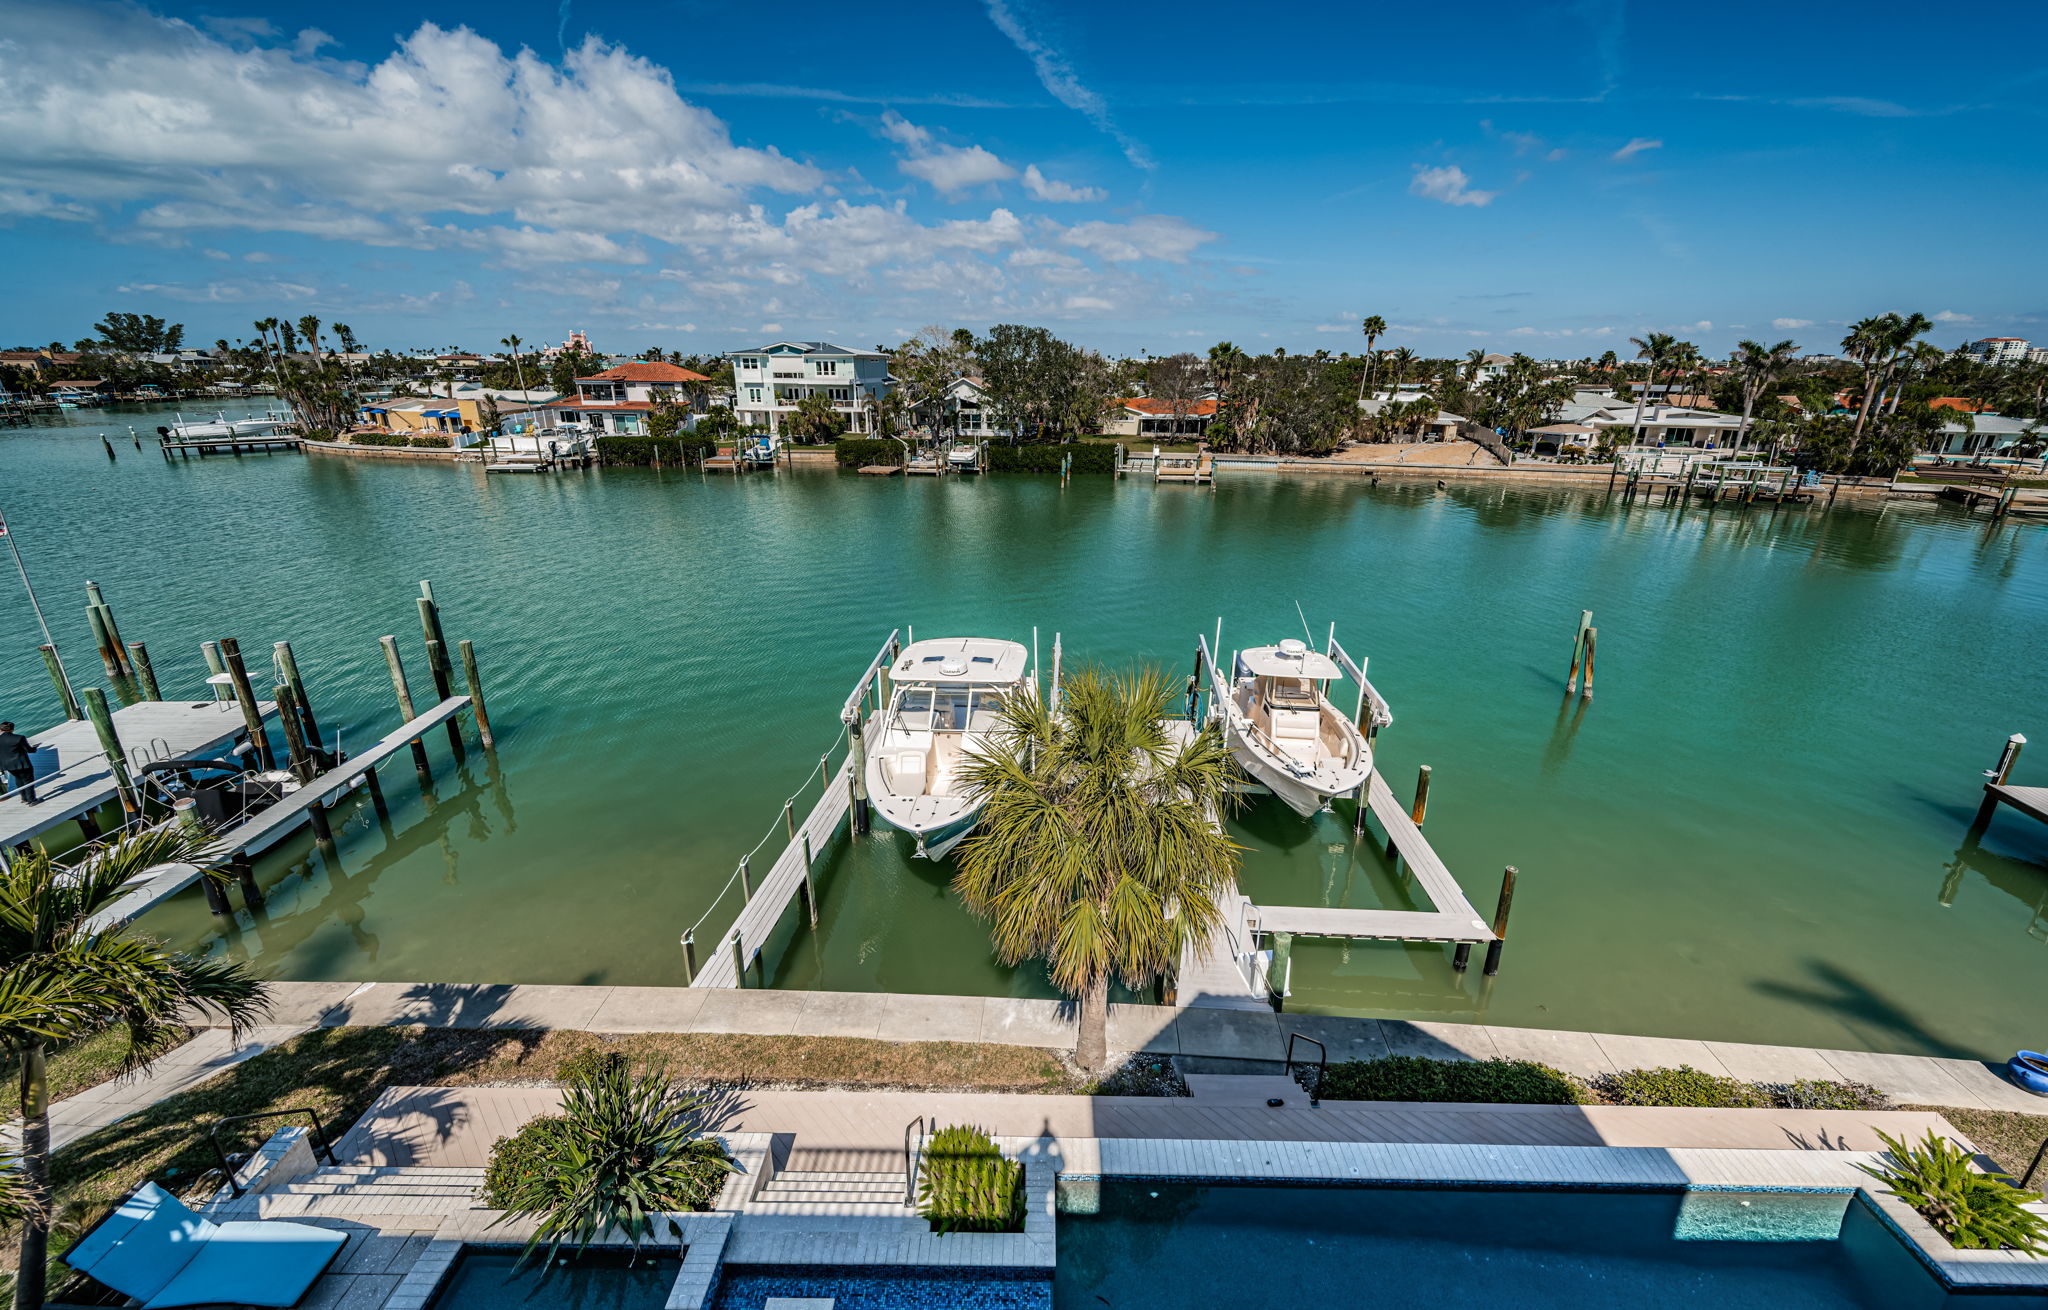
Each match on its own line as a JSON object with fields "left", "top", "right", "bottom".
{"left": 577, "top": 362, "right": 711, "bottom": 383}
{"left": 1120, "top": 397, "right": 1218, "bottom": 417}
{"left": 1929, "top": 397, "right": 1988, "bottom": 413}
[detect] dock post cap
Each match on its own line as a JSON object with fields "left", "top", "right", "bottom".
{"left": 2013, "top": 733, "right": 2030, "bottom": 744}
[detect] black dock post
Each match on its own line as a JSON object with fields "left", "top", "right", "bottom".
{"left": 1483, "top": 866, "right": 1518, "bottom": 976}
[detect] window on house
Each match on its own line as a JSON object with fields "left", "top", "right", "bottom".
{"left": 746, "top": 387, "right": 762, "bottom": 403}
{"left": 830, "top": 388, "right": 851, "bottom": 402}
{"left": 815, "top": 360, "right": 838, "bottom": 376}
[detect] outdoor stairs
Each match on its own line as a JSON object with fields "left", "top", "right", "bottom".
{"left": 749, "top": 1168, "right": 913, "bottom": 1216}
{"left": 1183, "top": 1073, "right": 1315, "bottom": 1107}
{"left": 209, "top": 1165, "right": 485, "bottom": 1220}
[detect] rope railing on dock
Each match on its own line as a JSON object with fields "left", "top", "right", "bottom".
{"left": 681, "top": 721, "right": 851, "bottom": 944}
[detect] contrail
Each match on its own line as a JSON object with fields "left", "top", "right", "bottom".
{"left": 983, "top": 0, "right": 1154, "bottom": 170}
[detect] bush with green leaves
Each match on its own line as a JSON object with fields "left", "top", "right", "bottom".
{"left": 916, "top": 1124, "right": 1024, "bottom": 1235}
{"left": 834, "top": 437, "right": 903, "bottom": 467}
{"left": 1862, "top": 1130, "right": 2048, "bottom": 1254}
{"left": 1316, "top": 1056, "right": 1585, "bottom": 1105}
{"left": 984, "top": 441, "right": 1118, "bottom": 474}
{"left": 1593, "top": 1065, "right": 1767, "bottom": 1108}
{"left": 1766, "top": 1078, "right": 1889, "bottom": 1111}
{"left": 481, "top": 1056, "right": 736, "bottom": 1263}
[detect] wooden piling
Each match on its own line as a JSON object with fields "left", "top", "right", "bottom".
{"left": 273, "top": 684, "right": 316, "bottom": 782}
{"left": 1386, "top": 764, "right": 1430, "bottom": 860}
{"left": 80, "top": 687, "right": 140, "bottom": 816}
{"left": 202, "top": 641, "right": 226, "bottom": 678}
{"left": 738, "top": 856, "right": 753, "bottom": 903}
{"left": 380, "top": 635, "right": 433, "bottom": 785}
{"left": 1566, "top": 610, "right": 1592, "bottom": 694}
{"left": 86, "top": 603, "right": 122, "bottom": 681}
{"left": 800, "top": 832, "right": 817, "bottom": 928}
{"left": 39, "top": 645, "right": 79, "bottom": 719}
{"left": 424, "top": 637, "right": 465, "bottom": 758}
{"left": 1451, "top": 942, "right": 1472, "bottom": 972}
{"left": 127, "top": 643, "right": 161, "bottom": 700}
{"left": 1483, "top": 865, "right": 1518, "bottom": 976}
{"left": 681, "top": 931, "right": 698, "bottom": 984}
{"left": 783, "top": 799, "right": 796, "bottom": 842}
{"left": 458, "top": 640, "right": 494, "bottom": 750}
{"left": 232, "top": 852, "right": 264, "bottom": 910}
{"left": 1977, "top": 732, "right": 2028, "bottom": 827}
{"left": 274, "top": 641, "right": 322, "bottom": 759}
{"left": 85, "top": 582, "right": 132, "bottom": 677}
{"left": 729, "top": 932, "right": 746, "bottom": 990}
{"left": 218, "top": 638, "right": 275, "bottom": 770}
{"left": 364, "top": 767, "right": 390, "bottom": 821}
{"left": 846, "top": 711, "right": 871, "bottom": 835}
{"left": 1268, "top": 930, "right": 1294, "bottom": 1010}
{"left": 1580, "top": 628, "right": 1597, "bottom": 699}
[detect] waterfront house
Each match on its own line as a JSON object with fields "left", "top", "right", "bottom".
{"left": 1356, "top": 396, "right": 1464, "bottom": 442}
{"left": 544, "top": 361, "right": 714, "bottom": 435}
{"left": 1102, "top": 397, "right": 1219, "bottom": 438}
{"left": 1932, "top": 413, "right": 2042, "bottom": 457}
{"left": 725, "top": 341, "right": 889, "bottom": 435}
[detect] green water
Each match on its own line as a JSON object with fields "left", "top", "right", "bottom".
{"left": 4, "top": 402, "right": 2046, "bottom": 1059}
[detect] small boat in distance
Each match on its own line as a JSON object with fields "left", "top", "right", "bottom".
{"left": 1222, "top": 638, "right": 1371, "bottom": 815}
{"left": 866, "top": 635, "right": 1033, "bottom": 858}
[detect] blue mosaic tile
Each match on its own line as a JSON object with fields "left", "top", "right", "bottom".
{"left": 709, "top": 1263, "right": 1051, "bottom": 1310}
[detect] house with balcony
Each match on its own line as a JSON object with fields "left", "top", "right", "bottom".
{"left": 1102, "top": 397, "right": 1218, "bottom": 438}
{"left": 544, "top": 361, "right": 714, "bottom": 435}
{"left": 726, "top": 341, "right": 889, "bottom": 435}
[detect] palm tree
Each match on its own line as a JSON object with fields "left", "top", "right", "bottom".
{"left": 1357, "top": 316, "right": 1387, "bottom": 404}
{"left": 953, "top": 666, "right": 1242, "bottom": 1073}
{"left": 3, "top": 826, "right": 267, "bottom": 1309}
{"left": 296, "top": 316, "right": 324, "bottom": 367}
{"left": 1387, "top": 346, "right": 1419, "bottom": 386}
{"left": 1732, "top": 339, "right": 1799, "bottom": 452}
{"left": 782, "top": 391, "right": 846, "bottom": 443}
{"left": 501, "top": 334, "right": 532, "bottom": 400}
{"left": 1626, "top": 332, "right": 1677, "bottom": 445}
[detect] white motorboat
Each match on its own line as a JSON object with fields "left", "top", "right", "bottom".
{"left": 945, "top": 441, "right": 982, "bottom": 471}
{"left": 166, "top": 411, "right": 285, "bottom": 440}
{"left": 740, "top": 433, "right": 781, "bottom": 466}
{"left": 865, "top": 636, "right": 1033, "bottom": 858}
{"left": 1221, "top": 638, "right": 1371, "bottom": 815}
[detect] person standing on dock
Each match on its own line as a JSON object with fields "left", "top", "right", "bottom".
{"left": 0, "top": 721, "right": 37, "bottom": 804}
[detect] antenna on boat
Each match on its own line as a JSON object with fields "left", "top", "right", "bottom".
{"left": 1294, "top": 600, "right": 1316, "bottom": 647}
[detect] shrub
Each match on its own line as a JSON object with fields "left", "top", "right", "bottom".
{"left": 1862, "top": 1130, "right": 2048, "bottom": 1254}
{"left": 409, "top": 434, "right": 452, "bottom": 449}
{"left": 1592, "top": 1065, "right": 1767, "bottom": 1108}
{"left": 984, "top": 441, "right": 1119, "bottom": 474}
{"left": 1766, "top": 1078, "right": 1889, "bottom": 1111}
{"left": 480, "top": 1057, "right": 736, "bottom": 1263}
{"left": 1317, "top": 1056, "right": 1585, "bottom": 1105}
{"left": 348, "top": 429, "right": 412, "bottom": 447}
{"left": 595, "top": 434, "right": 693, "bottom": 465}
{"left": 916, "top": 1124, "right": 1024, "bottom": 1234}
{"left": 554, "top": 1046, "right": 625, "bottom": 1086}
{"left": 834, "top": 437, "right": 903, "bottom": 467}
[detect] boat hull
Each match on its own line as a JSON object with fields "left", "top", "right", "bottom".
{"left": 868, "top": 793, "right": 980, "bottom": 859}
{"left": 1231, "top": 745, "right": 1345, "bottom": 816}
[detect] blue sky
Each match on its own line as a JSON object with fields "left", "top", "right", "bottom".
{"left": 2, "top": 0, "right": 2043, "bottom": 359}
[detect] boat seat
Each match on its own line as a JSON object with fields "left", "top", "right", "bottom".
{"left": 885, "top": 751, "right": 927, "bottom": 797}
{"left": 1267, "top": 708, "right": 1322, "bottom": 765}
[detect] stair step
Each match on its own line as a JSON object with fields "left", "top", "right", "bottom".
{"left": 747, "top": 1196, "right": 914, "bottom": 1212}
{"left": 769, "top": 1171, "right": 904, "bottom": 1186}
{"left": 279, "top": 1182, "right": 480, "bottom": 1196}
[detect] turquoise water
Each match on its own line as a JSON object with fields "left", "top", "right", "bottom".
{"left": 3, "top": 401, "right": 2047, "bottom": 1057}
{"left": 1054, "top": 1182, "right": 2046, "bottom": 1309}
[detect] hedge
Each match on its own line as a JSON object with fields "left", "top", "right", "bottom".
{"left": 985, "top": 441, "right": 1118, "bottom": 474}
{"left": 349, "top": 429, "right": 453, "bottom": 449}
{"left": 834, "top": 437, "right": 903, "bottom": 468}
{"left": 594, "top": 434, "right": 718, "bottom": 466}
{"left": 1316, "top": 1056, "right": 1586, "bottom": 1105}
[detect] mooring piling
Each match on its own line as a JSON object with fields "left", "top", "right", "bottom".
{"left": 127, "top": 643, "right": 161, "bottom": 700}
{"left": 1566, "top": 610, "right": 1592, "bottom": 694}
{"left": 40, "top": 644, "right": 79, "bottom": 719}
{"left": 1483, "top": 865, "right": 1518, "bottom": 976}
{"left": 363, "top": 766, "right": 390, "bottom": 821}
{"left": 738, "top": 855, "right": 753, "bottom": 904}
{"left": 783, "top": 799, "right": 796, "bottom": 841}
{"left": 80, "top": 687, "right": 140, "bottom": 816}
{"left": 84, "top": 583, "right": 133, "bottom": 677}
{"left": 380, "top": 635, "right": 433, "bottom": 786}
{"left": 101, "top": 433, "right": 116, "bottom": 462}
{"left": 217, "top": 638, "right": 275, "bottom": 770}
{"left": 201, "top": 640, "right": 226, "bottom": 678}
{"left": 231, "top": 852, "right": 264, "bottom": 911}
{"left": 458, "top": 640, "right": 494, "bottom": 750}
{"left": 274, "top": 641, "right": 322, "bottom": 760}
{"left": 1579, "top": 627, "right": 1597, "bottom": 699}
{"left": 845, "top": 710, "right": 871, "bottom": 835}
{"left": 681, "top": 931, "right": 698, "bottom": 984}
{"left": 800, "top": 832, "right": 817, "bottom": 928}
{"left": 1387, "top": 764, "right": 1430, "bottom": 861}
{"left": 729, "top": 932, "right": 747, "bottom": 990}
{"left": 273, "top": 683, "right": 316, "bottom": 783}
{"left": 1975, "top": 732, "right": 2029, "bottom": 827}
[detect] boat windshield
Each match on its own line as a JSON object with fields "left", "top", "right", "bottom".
{"left": 893, "top": 684, "right": 1008, "bottom": 733}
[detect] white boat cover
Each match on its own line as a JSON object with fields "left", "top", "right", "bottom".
{"left": 893, "top": 637, "right": 1029, "bottom": 685}
{"left": 1237, "top": 640, "right": 1342, "bottom": 680}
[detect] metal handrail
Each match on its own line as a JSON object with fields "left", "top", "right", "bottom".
{"left": 208, "top": 1107, "right": 340, "bottom": 1197}
{"left": 1285, "top": 1032, "right": 1327, "bottom": 1108}
{"left": 903, "top": 1115, "right": 926, "bottom": 1208}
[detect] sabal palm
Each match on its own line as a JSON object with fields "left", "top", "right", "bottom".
{"left": 1626, "top": 332, "right": 1676, "bottom": 443}
{"left": 953, "top": 667, "right": 1242, "bottom": 1072}
{"left": 1733, "top": 338, "right": 1798, "bottom": 451}
{"left": 2, "top": 826, "right": 267, "bottom": 1310}
{"left": 1357, "top": 315, "right": 1387, "bottom": 403}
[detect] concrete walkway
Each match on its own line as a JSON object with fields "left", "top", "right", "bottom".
{"left": 244, "top": 980, "right": 2048, "bottom": 1115}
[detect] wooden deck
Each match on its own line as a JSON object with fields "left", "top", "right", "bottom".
{"left": 0, "top": 699, "right": 273, "bottom": 851}
{"left": 160, "top": 435, "right": 301, "bottom": 455}
{"left": 856, "top": 464, "right": 903, "bottom": 476}
{"left": 1982, "top": 782, "right": 2048, "bottom": 827}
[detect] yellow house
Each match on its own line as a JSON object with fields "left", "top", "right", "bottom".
{"left": 358, "top": 396, "right": 485, "bottom": 436}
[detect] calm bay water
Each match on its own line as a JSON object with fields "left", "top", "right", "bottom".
{"left": 3, "top": 401, "right": 2046, "bottom": 1059}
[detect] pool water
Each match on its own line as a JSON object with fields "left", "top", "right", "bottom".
{"left": 1053, "top": 1182, "right": 2048, "bottom": 1309}
{"left": 711, "top": 1264, "right": 1050, "bottom": 1309}
{"left": 428, "top": 1248, "right": 679, "bottom": 1309}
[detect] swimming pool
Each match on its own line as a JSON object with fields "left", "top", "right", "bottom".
{"left": 427, "top": 1247, "right": 679, "bottom": 1310}
{"left": 1053, "top": 1182, "right": 2048, "bottom": 1308}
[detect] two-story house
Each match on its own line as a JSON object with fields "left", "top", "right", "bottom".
{"left": 725, "top": 341, "right": 889, "bottom": 434}
{"left": 546, "top": 361, "right": 714, "bottom": 434}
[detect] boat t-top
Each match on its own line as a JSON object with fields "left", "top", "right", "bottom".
{"left": 1222, "top": 638, "right": 1372, "bottom": 815}
{"left": 865, "top": 636, "right": 1033, "bottom": 858}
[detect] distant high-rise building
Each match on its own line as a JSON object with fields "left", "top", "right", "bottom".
{"left": 1965, "top": 337, "right": 2033, "bottom": 366}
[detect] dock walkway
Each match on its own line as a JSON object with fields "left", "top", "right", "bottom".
{"left": 0, "top": 699, "right": 272, "bottom": 853}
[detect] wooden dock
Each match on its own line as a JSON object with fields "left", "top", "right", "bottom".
{"left": 690, "top": 633, "right": 898, "bottom": 988}
{"left": 701, "top": 446, "right": 751, "bottom": 473}
{"left": 160, "top": 435, "right": 301, "bottom": 456}
{"left": 83, "top": 696, "right": 472, "bottom": 932}
{"left": 1155, "top": 451, "right": 1215, "bottom": 484}
{"left": 856, "top": 464, "right": 903, "bottom": 476}
{"left": 0, "top": 699, "right": 275, "bottom": 855}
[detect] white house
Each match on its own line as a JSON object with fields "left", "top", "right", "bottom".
{"left": 1932, "top": 414, "right": 2042, "bottom": 456}
{"left": 1101, "top": 397, "right": 1218, "bottom": 438}
{"left": 544, "top": 361, "right": 712, "bottom": 435}
{"left": 726, "top": 341, "right": 889, "bottom": 434}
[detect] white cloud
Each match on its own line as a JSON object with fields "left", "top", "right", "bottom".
{"left": 982, "top": 0, "right": 1153, "bottom": 169}
{"left": 1611, "top": 137, "right": 1663, "bottom": 161}
{"left": 1021, "top": 164, "right": 1104, "bottom": 203}
{"left": 1409, "top": 165, "right": 1496, "bottom": 207}
{"left": 1062, "top": 295, "right": 1115, "bottom": 312}
{"left": 113, "top": 278, "right": 319, "bottom": 303}
{"left": 1312, "top": 323, "right": 1352, "bottom": 333}
{"left": 1932, "top": 309, "right": 1973, "bottom": 323}
{"left": 758, "top": 322, "right": 783, "bottom": 333}
{"left": 1772, "top": 318, "right": 1813, "bottom": 329}
{"left": 879, "top": 111, "right": 1016, "bottom": 194}
{"left": 1060, "top": 215, "right": 1218, "bottom": 262}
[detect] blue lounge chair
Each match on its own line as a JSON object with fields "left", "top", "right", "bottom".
{"left": 64, "top": 1182, "right": 349, "bottom": 1308}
